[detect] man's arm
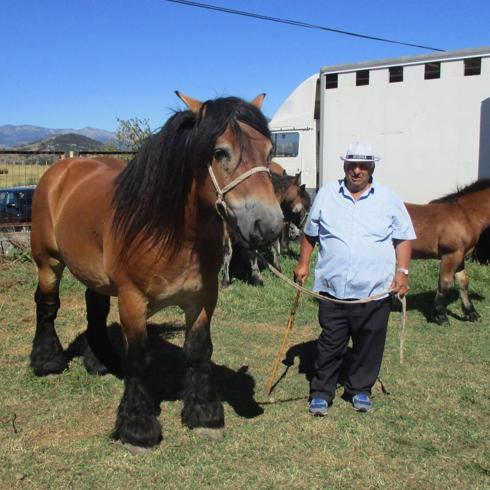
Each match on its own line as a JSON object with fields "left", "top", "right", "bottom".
{"left": 293, "top": 234, "right": 317, "bottom": 285}
{"left": 391, "top": 239, "right": 412, "bottom": 295}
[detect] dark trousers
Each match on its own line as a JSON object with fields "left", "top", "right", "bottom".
{"left": 310, "top": 294, "right": 391, "bottom": 404}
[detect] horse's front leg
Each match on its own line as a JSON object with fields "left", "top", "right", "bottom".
{"left": 455, "top": 262, "right": 481, "bottom": 322}
{"left": 271, "top": 238, "right": 282, "bottom": 272}
{"left": 112, "top": 288, "right": 162, "bottom": 450}
{"left": 221, "top": 232, "right": 233, "bottom": 288}
{"left": 249, "top": 252, "right": 264, "bottom": 286}
{"left": 181, "top": 295, "right": 224, "bottom": 438}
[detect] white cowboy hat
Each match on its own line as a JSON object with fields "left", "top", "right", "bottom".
{"left": 340, "top": 141, "right": 380, "bottom": 162}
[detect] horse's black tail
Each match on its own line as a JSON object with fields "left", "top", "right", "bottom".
{"left": 85, "top": 289, "right": 123, "bottom": 378}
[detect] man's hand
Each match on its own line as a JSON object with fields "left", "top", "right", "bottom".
{"left": 390, "top": 271, "right": 410, "bottom": 296}
{"left": 294, "top": 262, "right": 309, "bottom": 286}
{"left": 293, "top": 234, "right": 316, "bottom": 286}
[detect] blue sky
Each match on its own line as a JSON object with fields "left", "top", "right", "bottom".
{"left": 1, "top": 0, "right": 489, "bottom": 131}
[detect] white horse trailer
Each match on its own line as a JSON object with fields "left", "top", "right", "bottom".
{"left": 270, "top": 46, "right": 490, "bottom": 203}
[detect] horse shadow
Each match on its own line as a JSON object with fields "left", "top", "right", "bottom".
{"left": 65, "top": 322, "right": 263, "bottom": 419}
{"left": 390, "top": 290, "right": 485, "bottom": 323}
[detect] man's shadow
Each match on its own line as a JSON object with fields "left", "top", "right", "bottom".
{"left": 65, "top": 322, "right": 263, "bottom": 419}
{"left": 268, "top": 340, "right": 350, "bottom": 392}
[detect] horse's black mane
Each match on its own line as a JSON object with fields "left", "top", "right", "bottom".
{"left": 112, "top": 96, "right": 270, "bottom": 254}
{"left": 430, "top": 179, "right": 490, "bottom": 203}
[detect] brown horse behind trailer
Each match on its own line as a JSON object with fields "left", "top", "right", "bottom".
{"left": 29, "top": 92, "right": 283, "bottom": 450}
{"left": 406, "top": 179, "right": 490, "bottom": 324}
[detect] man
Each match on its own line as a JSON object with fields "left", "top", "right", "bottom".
{"left": 294, "top": 141, "right": 415, "bottom": 415}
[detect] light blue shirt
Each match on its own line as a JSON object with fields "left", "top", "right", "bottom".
{"left": 304, "top": 179, "right": 416, "bottom": 299}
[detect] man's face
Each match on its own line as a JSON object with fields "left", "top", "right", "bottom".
{"left": 343, "top": 161, "right": 374, "bottom": 193}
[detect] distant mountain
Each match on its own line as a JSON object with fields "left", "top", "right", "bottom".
{"left": 18, "top": 133, "right": 106, "bottom": 152}
{"left": 0, "top": 124, "right": 116, "bottom": 148}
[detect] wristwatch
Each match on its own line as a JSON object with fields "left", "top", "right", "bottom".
{"left": 396, "top": 267, "right": 409, "bottom": 276}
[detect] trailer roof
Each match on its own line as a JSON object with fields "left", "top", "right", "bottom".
{"left": 321, "top": 46, "right": 490, "bottom": 74}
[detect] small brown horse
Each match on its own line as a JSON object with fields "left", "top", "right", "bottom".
{"left": 221, "top": 171, "right": 310, "bottom": 287}
{"left": 407, "top": 179, "right": 490, "bottom": 325}
{"left": 30, "top": 92, "right": 283, "bottom": 450}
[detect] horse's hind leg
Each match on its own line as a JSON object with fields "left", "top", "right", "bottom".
{"left": 181, "top": 297, "right": 224, "bottom": 437}
{"left": 31, "top": 261, "right": 68, "bottom": 376}
{"left": 112, "top": 288, "right": 161, "bottom": 449}
{"left": 433, "top": 253, "right": 461, "bottom": 325}
{"left": 455, "top": 263, "right": 481, "bottom": 322}
{"left": 84, "top": 289, "right": 121, "bottom": 376}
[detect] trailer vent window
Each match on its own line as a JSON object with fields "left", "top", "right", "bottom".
{"left": 424, "top": 62, "right": 441, "bottom": 80}
{"left": 356, "top": 70, "right": 369, "bottom": 86}
{"left": 325, "top": 73, "right": 338, "bottom": 89}
{"left": 464, "top": 57, "right": 481, "bottom": 76}
{"left": 272, "top": 132, "right": 299, "bottom": 158}
{"left": 389, "top": 66, "right": 403, "bottom": 83}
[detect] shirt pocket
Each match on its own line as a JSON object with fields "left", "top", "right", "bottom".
{"left": 358, "top": 213, "right": 392, "bottom": 242}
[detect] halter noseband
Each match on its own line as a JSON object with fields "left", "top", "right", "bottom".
{"left": 207, "top": 164, "right": 271, "bottom": 220}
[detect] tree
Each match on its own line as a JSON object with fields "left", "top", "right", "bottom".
{"left": 115, "top": 117, "right": 153, "bottom": 151}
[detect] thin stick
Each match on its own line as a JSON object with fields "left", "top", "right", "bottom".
{"left": 264, "top": 290, "right": 301, "bottom": 398}
{"left": 399, "top": 295, "right": 407, "bottom": 364}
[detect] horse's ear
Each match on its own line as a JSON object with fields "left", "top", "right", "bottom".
{"left": 250, "top": 93, "right": 266, "bottom": 109}
{"left": 175, "top": 91, "right": 203, "bottom": 114}
{"left": 300, "top": 184, "right": 306, "bottom": 191}
{"left": 294, "top": 172, "right": 302, "bottom": 185}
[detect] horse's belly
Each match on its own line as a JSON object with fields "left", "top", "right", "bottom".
{"left": 145, "top": 259, "right": 216, "bottom": 317}
{"left": 55, "top": 221, "right": 114, "bottom": 294}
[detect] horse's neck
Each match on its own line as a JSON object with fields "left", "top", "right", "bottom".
{"left": 459, "top": 189, "right": 490, "bottom": 232}
{"left": 274, "top": 188, "right": 287, "bottom": 205}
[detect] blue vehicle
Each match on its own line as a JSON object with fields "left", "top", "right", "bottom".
{"left": 0, "top": 186, "right": 35, "bottom": 223}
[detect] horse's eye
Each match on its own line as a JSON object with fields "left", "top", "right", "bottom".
{"left": 214, "top": 148, "right": 230, "bottom": 161}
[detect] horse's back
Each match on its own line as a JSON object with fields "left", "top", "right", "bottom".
{"left": 406, "top": 201, "right": 475, "bottom": 258}
{"left": 32, "top": 157, "right": 124, "bottom": 292}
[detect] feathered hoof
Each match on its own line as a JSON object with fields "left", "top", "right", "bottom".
{"left": 83, "top": 347, "right": 110, "bottom": 376}
{"left": 113, "top": 414, "right": 162, "bottom": 449}
{"left": 31, "top": 353, "right": 68, "bottom": 376}
{"left": 465, "top": 311, "right": 481, "bottom": 322}
{"left": 433, "top": 314, "right": 450, "bottom": 326}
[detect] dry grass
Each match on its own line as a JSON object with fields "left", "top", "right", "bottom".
{"left": 0, "top": 253, "right": 489, "bottom": 489}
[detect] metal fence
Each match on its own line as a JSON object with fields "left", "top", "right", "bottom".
{"left": 0, "top": 151, "right": 136, "bottom": 227}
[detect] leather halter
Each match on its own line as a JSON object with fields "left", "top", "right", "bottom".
{"left": 207, "top": 164, "right": 271, "bottom": 220}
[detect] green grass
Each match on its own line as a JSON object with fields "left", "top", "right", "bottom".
{"left": 0, "top": 249, "right": 489, "bottom": 489}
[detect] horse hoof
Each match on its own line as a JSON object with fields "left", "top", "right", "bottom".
{"left": 194, "top": 427, "right": 224, "bottom": 440}
{"left": 31, "top": 356, "right": 68, "bottom": 376}
{"left": 434, "top": 315, "right": 450, "bottom": 326}
{"left": 124, "top": 443, "right": 152, "bottom": 456}
{"left": 465, "top": 311, "right": 481, "bottom": 322}
{"left": 83, "top": 349, "right": 110, "bottom": 376}
{"left": 250, "top": 275, "right": 264, "bottom": 287}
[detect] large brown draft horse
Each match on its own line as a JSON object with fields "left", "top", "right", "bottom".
{"left": 406, "top": 179, "right": 490, "bottom": 325}
{"left": 30, "top": 92, "right": 283, "bottom": 449}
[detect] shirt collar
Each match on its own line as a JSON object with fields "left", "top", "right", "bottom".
{"left": 338, "top": 178, "right": 376, "bottom": 201}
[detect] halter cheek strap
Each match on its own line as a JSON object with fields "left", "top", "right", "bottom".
{"left": 208, "top": 164, "right": 271, "bottom": 220}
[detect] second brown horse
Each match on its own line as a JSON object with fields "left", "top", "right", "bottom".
{"left": 407, "top": 179, "right": 490, "bottom": 324}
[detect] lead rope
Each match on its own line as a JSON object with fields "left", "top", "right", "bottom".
{"left": 257, "top": 252, "right": 408, "bottom": 398}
